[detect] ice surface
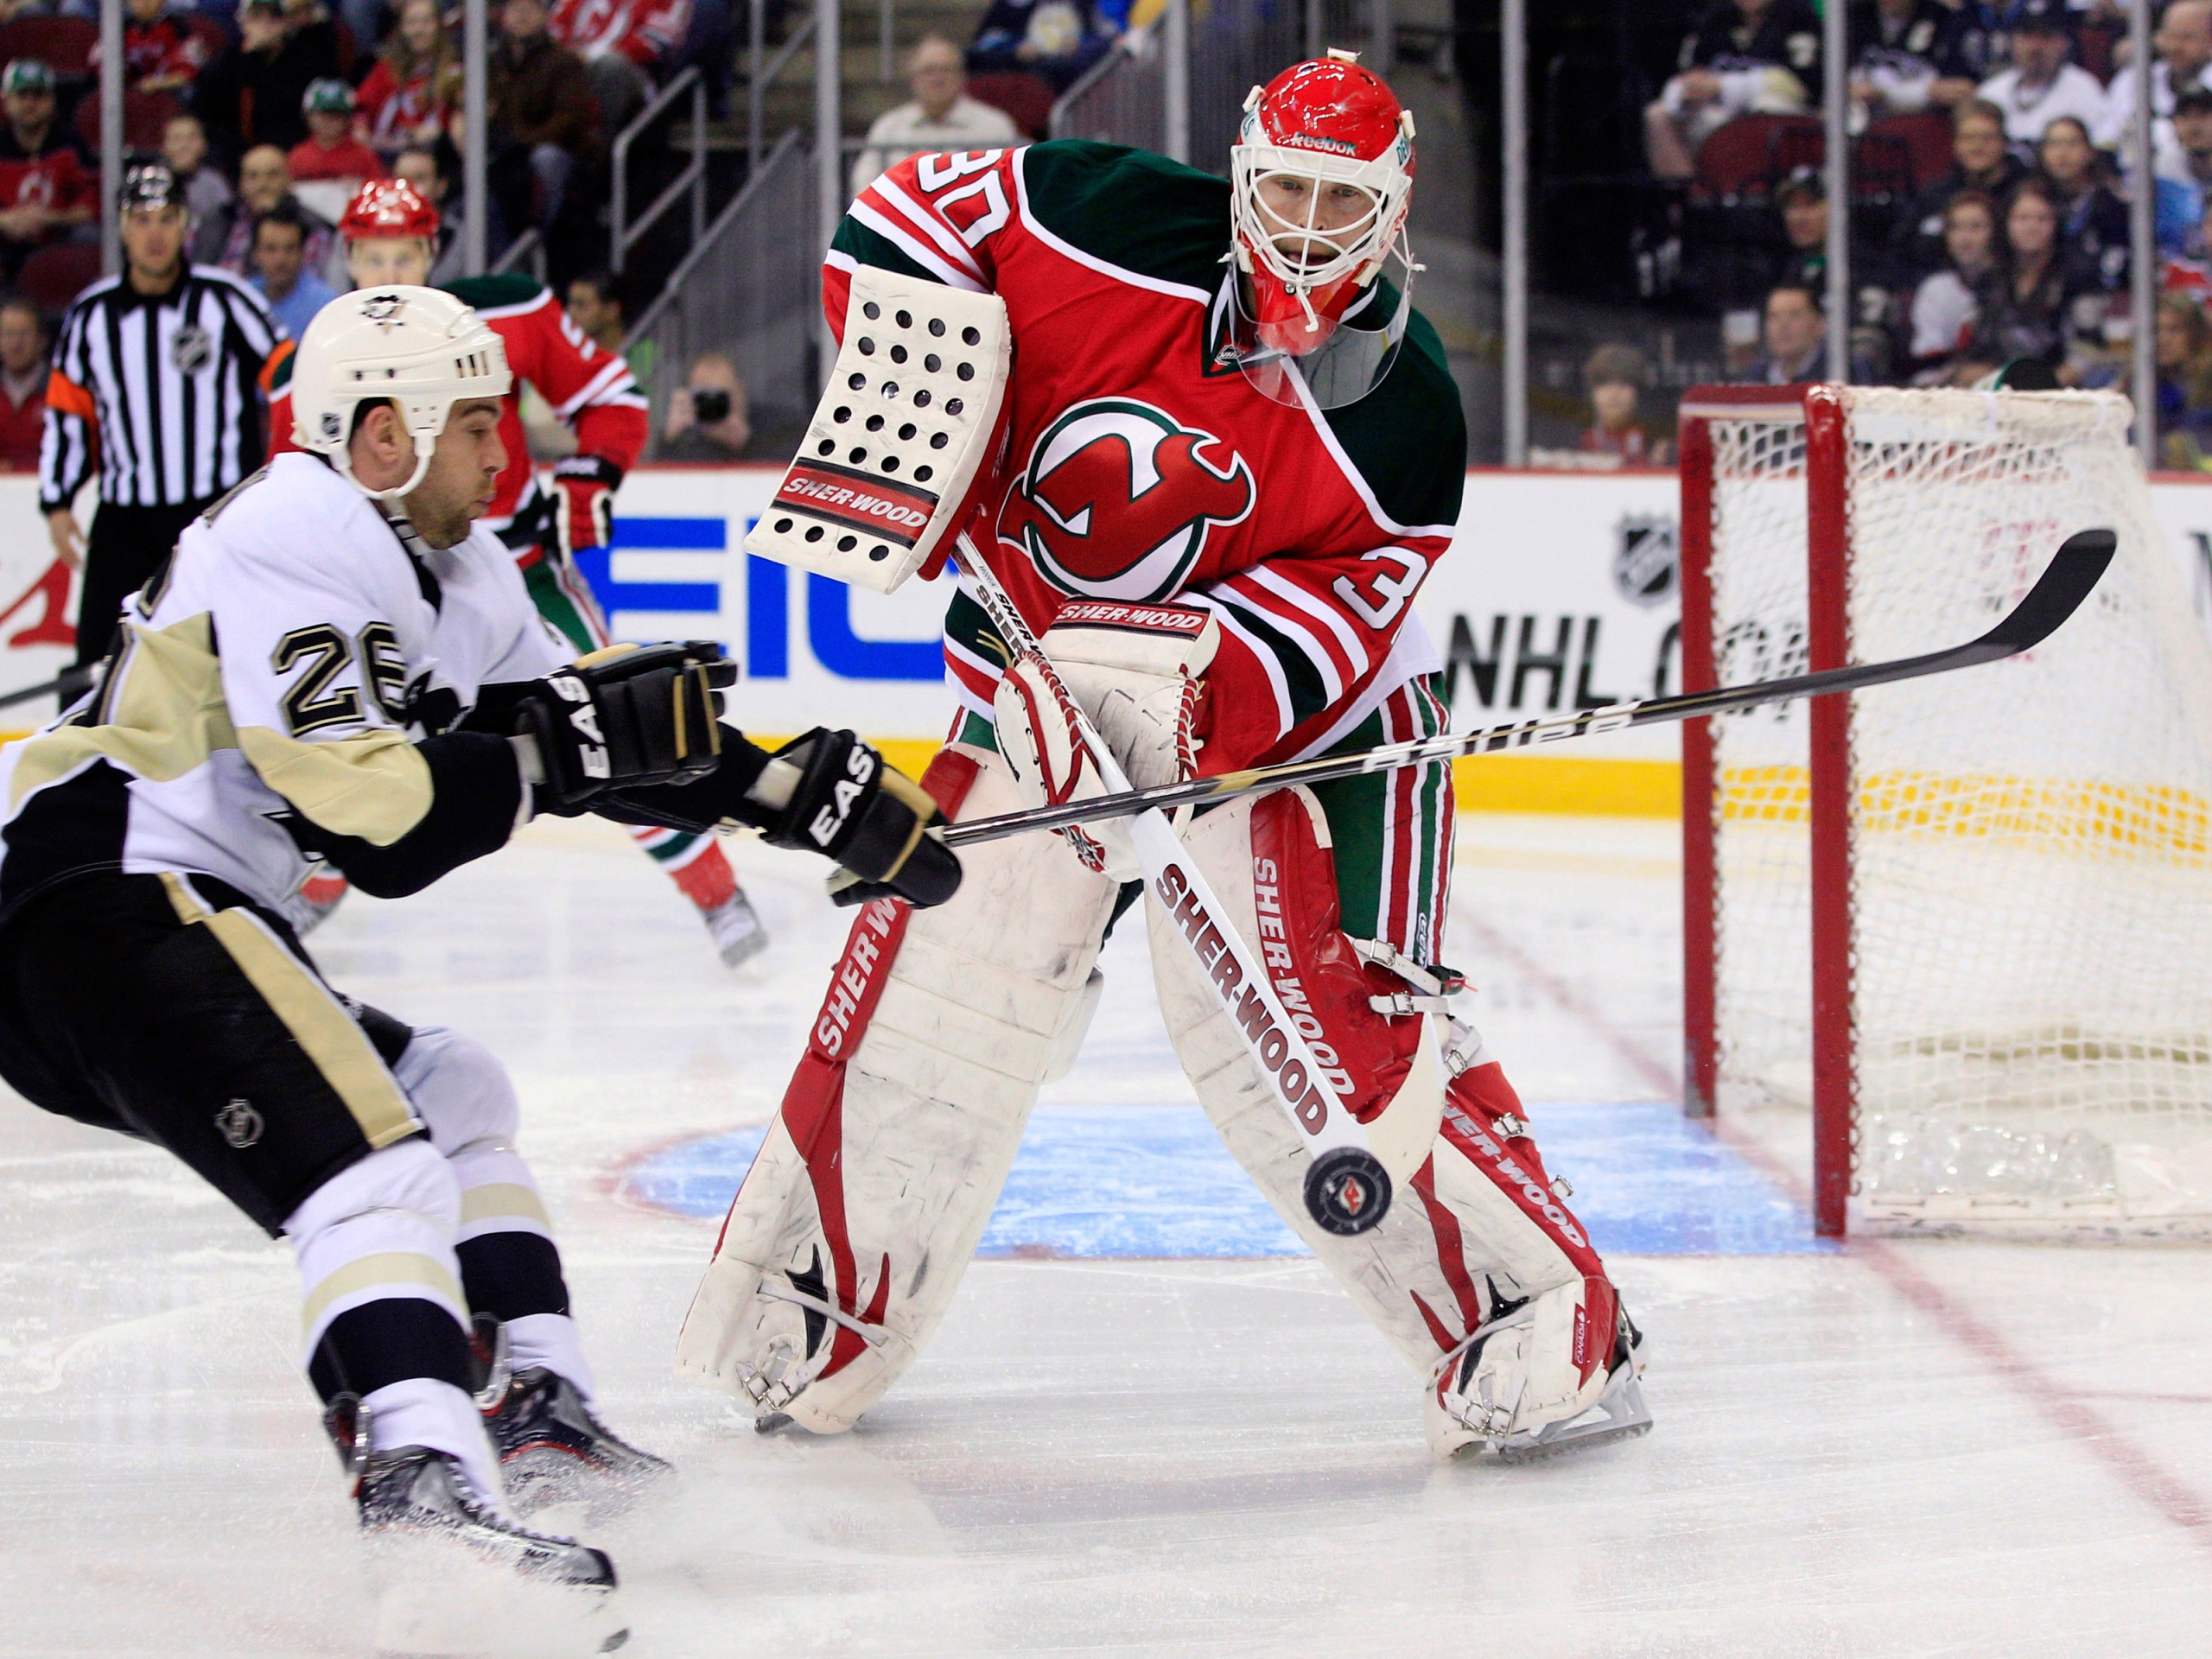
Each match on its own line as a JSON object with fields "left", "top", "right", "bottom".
{"left": 0, "top": 812, "right": 2209, "bottom": 1656}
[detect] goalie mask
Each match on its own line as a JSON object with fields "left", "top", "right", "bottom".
{"left": 1224, "top": 50, "right": 1418, "bottom": 409}
{"left": 290, "top": 284, "right": 512, "bottom": 499}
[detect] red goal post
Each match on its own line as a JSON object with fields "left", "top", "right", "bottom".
{"left": 1676, "top": 383, "right": 2212, "bottom": 1242}
{"left": 1679, "top": 385, "right": 1855, "bottom": 1236}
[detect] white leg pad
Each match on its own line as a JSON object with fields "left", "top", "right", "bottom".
{"left": 1147, "top": 788, "right": 1468, "bottom": 1376}
{"left": 1150, "top": 785, "right": 1630, "bottom": 1455}
{"left": 678, "top": 746, "right": 1116, "bottom": 1432}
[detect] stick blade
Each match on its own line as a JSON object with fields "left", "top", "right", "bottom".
{"left": 1978, "top": 528, "right": 2116, "bottom": 656}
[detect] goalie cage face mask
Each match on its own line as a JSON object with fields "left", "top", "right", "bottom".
{"left": 1223, "top": 52, "right": 1420, "bottom": 410}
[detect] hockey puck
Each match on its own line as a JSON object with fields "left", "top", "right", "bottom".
{"left": 1304, "top": 1147, "right": 1391, "bottom": 1236}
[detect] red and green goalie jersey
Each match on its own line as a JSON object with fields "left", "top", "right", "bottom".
{"left": 263, "top": 274, "right": 650, "bottom": 550}
{"left": 834, "top": 140, "right": 1466, "bottom": 774}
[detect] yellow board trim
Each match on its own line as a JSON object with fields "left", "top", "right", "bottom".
{"left": 459, "top": 1181, "right": 554, "bottom": 1230}
{"left": 301, "top": 1249, "right": 465, "bottom": 1336}
{"left": 760, "top": 741, "right": 1690, "bottom": 817}
{"left": 160, "top": 874, "right": 422, "bottom": 1150}
{"left": 1452, "top": 755, "right": 1684, "bottom": 818}
{"left": 1719, "top": 766, "right": 2212, "bottom": 858}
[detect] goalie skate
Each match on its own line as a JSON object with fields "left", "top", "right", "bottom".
{"left": 1427, "top": 1282, "right": 1650, "bottom": 1463}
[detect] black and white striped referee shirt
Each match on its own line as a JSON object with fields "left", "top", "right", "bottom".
{"left": 38, "top": 264, "right": 282, "bottom": 512}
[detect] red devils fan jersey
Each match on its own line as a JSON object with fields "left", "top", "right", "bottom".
{"left": 828, "top": 140, "right": 1465, "bottom": 773}
{"left": 0, "top": 129, "right": 92, "bottom": 229}
{"left": 264, "top": 273, "right": 649, "bottom": 536}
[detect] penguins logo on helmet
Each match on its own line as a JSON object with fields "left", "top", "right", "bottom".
{"left": 289, "top": 283, "right": 511, "bottom": 499}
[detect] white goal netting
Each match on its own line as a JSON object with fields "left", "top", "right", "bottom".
{"left": 1699, "top": 388, "right": 2212, "bottom": 1236}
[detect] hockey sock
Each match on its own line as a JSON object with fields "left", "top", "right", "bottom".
{"left": 310, "top": 1297, "right": 476, "bottom": 1403}
{"left": 629, "top": 824, "right": 738, "bottom": 911}
{"left": 503, "top": 1313, "right": 599, "bottom": 1403}
{"left": 454, "top": 1230, "right": 598, "bottom": 1403}
{"left": 362, "top": 1376, "right": 509, "bottom": 1504}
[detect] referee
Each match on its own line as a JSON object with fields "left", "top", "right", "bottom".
{"left": 41, "top": 163, "right": 280, "bottom": 680}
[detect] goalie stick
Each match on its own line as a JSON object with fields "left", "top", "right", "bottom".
{"left": 935, "top": 527, "right": 2117, "bottom": 852}
{"left": 950, "top": 535, "right": 1399, "bottom": 1237}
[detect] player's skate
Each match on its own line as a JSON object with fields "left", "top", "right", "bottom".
{"left": 1427, "top": 1282, "right": 1650, "bottom": 1463}
{"left": 700, "top": 887, "right": 770, "bottom": 969}
{"left": 486, "top": 1367, "right": 673, "bottom": 1521}
{"left": 326, "top": 1394, "right": 628, "bottom": 1655}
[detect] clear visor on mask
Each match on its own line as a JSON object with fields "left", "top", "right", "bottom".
{"left": 1214, "top": 257, "right": 1414, "bottom": 410}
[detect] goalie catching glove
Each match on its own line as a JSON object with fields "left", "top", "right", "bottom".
{"left": 512, "top": 641, "right": 734, "bottom": 813}
{"left": 753, "top": 728, "right": 962, "bottom": 908}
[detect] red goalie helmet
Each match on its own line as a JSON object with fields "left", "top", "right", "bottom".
{"left": 1229, "top": 51, "right": 1416, "bottom": 365}
{"left": 340, "top": 177, "right": 440, "bottom": 243}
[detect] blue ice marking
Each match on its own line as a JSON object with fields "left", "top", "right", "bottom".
{"left": 622, "top": 1099, "right": 1832, "bottom": 1257}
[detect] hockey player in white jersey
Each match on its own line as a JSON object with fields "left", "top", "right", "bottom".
{"left": 0, "top": 287, "right": 960, "bottom": 1633}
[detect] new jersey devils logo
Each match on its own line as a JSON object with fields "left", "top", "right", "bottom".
{"left": 1001, "top": 398, "right": 1255, "bottom": 602}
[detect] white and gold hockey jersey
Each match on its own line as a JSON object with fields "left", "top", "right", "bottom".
{"left": 0, "top": 452, "right": 570, "bottom": 923}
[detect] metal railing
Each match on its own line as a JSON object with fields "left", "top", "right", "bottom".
{"left": 611, "top": 64, "right": 709, "bottom": 275}
{"left": 492, "top": 227, "right": 546, "bottom": 281}
{"left": 748, "top": 0, "right": 817, "bottom": 165}
{"left": 1049, "top": 0, "right": 1317, "bottom": 173}
{"left": 1049, "top": 32, "right": 1166, "bottom": 155}
{"left": 628, "top": 130, "right": 818, "bottom": 451}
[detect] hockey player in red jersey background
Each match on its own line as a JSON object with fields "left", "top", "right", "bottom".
{"left": 266, "top": 181, "right": 772, "bottom": 967}
{"left": 681, "top": 54, "right": 1652, "bottom": 1461}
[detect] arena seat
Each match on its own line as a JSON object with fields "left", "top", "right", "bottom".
{"left": 967, "top": 72, "right": 1056, "bottom": 141}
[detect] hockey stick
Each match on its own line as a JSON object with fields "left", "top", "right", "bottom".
{"left": 950, "top": 535, "right": 1397, "bottom": 1237}
{"left": 938, "top": 527, "right": 2117, "bottom": 852}
{"left": 0, "top": 676, "right": 63, "bottom": 713}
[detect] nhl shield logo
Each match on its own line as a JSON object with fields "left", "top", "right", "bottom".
{"left": 1000, "top": 398, "right": 1255, "bottom": 602}
{"left": 1613, "top": 512, "right": 1678, "bottom": 608}
{"left": 170, "top": 322, "right": 212, "bottom": 375}
{"left": 215, "top": 1098, "right": 263, "bottom": 1149}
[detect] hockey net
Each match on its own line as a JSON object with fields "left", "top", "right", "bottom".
{"left": 1680, "top": 385, "right": 2212, "bottom": 1238}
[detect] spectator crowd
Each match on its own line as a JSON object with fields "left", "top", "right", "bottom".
{"left": 1567, "top": 0, "right": 2212, "bottom": 467}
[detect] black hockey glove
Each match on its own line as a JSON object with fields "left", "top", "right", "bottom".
{"left": 512, "top": 641, "right": 736, "bottom": 814}
{"left": 753, "top": 728, "right": 963, "bottom": 909}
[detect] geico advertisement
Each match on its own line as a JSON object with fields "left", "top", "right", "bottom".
{"left": 8, "top": 467, "right": 2212, "bottom": 747}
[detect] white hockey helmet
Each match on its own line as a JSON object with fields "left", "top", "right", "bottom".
{"left": 290, "top": 285, "right": 511, "bottom": 499}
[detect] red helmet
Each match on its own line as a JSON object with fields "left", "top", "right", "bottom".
{"left": 1230, "top": 52, "right": 1416, "bottom": 357}
{"left": 340, "top": 177, "right": 439, "bottom": 243}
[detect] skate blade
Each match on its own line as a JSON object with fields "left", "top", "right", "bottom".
{"left": 719, "top": 928, "right": 771, "bottom": 973}
{"left": 753, "top": 1411, "right": 795, "bottom": 1435}
{"left": 1491, "top": 1372, "right": 1655, "bottom": 1466}
{"left": 370, "top": 1536, "right": 628, "bottom": 1658}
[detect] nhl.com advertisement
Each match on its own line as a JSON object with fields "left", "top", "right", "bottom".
{"left": 5, "top": 467, "right": 2210, "bottom": 812}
